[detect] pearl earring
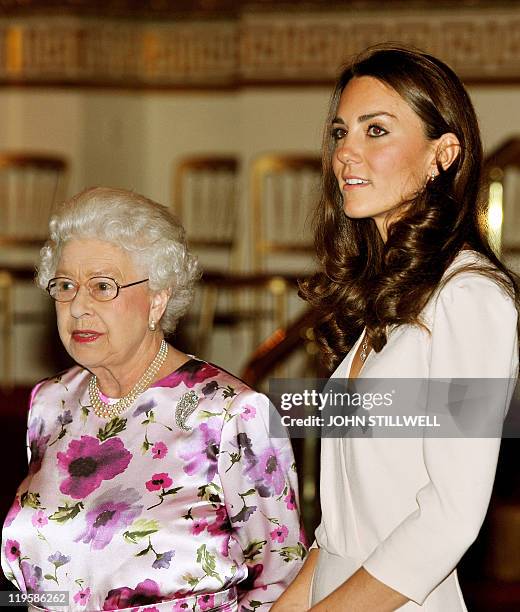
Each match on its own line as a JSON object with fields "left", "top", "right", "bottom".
{"left": 430, "top": 171, "right": 436, "bottom": 182}
{"left": 149, "top": 320, "right": 156, "bottom": 331}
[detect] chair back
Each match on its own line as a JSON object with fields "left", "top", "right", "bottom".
{"left": 0, "top": 153, "right": 68, "bottom": 246}
{"left": 251, "top": 153, "right": 321, "bottom": 272}
{"left": 173, "top": 155, "right": 239, "bottom": 268}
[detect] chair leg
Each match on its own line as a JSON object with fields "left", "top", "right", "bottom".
{"left": 197, "top": 284, "right": 219, "bottom": 358}
{"left": 271, "top": 277, "right": 289, "bottom": 378}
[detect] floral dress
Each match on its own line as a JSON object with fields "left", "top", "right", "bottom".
{"left": 1, "top": 358, "right": 306, "bottom": 612}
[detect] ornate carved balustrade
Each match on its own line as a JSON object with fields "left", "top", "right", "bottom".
{"left": 0, "top": 1, "right": 519, "bottom": 88}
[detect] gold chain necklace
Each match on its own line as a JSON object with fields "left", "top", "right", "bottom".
{"left": 88, "top": 339, "right": 168, "bottom": 419}
{"left": 360, "top": 336, "right": 369, "bottom": 362}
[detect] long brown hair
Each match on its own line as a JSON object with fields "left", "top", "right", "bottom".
{"left": 300, "top": 44, "right": 519, "bottom": 370}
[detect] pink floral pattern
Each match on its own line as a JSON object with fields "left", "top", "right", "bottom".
{"left": 270, "top": 525, "right": 289, "bottom": 543}
{"left": 145, "top": 473, "right": 173, "bottom": 492}
{"left": 178, "top": 417, "right": 221, "bottom": 481}
{"left": 103, "top": 578, "right": 161, "bottom": 610}
{"left": 2, "top": 359, "right": 305, "bottom": 611}
{"left": 242, "top": 443, "right": 289, "bottom": 497}
{"left": 73, "top": 586, "right": 91, "bottom": 606}
{"left": 4, "top": 539, "right": 20, "bottom": 562}
{"left": 75, "top": 486, "right": 143, "bottom": 550}
{"left": 4, "top": 498, "right": 21, "bottom": 528}
{"left": 191, "top": 518, "right": 208, "bottom": 536}
{"left": 197, "top": 593, "right": 215, "bottom": 610}
{"left": 31, "top": 510, "right": 48, "bottom": 528}
{"left": 151, "top": 442, "right": 168, "bottom": 459}
{"left": 57, "top": 435, "right": 132, "bottom": 499}
{"left": 20, "top": 560, "right": 42, "bottom": 591}
{"left": 241, "top": 404, "right": 257, "bottom": 421}
{"left": 159, "top": 359, "right": 220, "bottom": 389}
{"left": 284, "top": 490, "right": 297, "bottom": 510}
{"left": 27, "top": 416, "right": 50, "bottom": 475}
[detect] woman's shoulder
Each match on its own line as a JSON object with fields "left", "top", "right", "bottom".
{"left": 435, "top": 249, "right": 516, "bottom": 306}
{"left": 154, "top": 358, "right": 252, "bottom": 396}
{"left": 31, "top": 365, "right": 87, "bottom": 402}
{"left": 416, "top": 250, "right": 516, "bottom": 342}
{"left": 152, "top": 358, "right": 269, "bottom": 435}
{"left": 154, "top": 357, "right": 264, "bottom": 415}
{"left": 423, "top": 251, "right": 519, "bottom": 378}
{"left": 417, "top": 250, "right": 518, "bottom": 336}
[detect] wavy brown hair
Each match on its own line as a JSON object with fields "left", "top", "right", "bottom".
{"left": 300, "top": 44, "right": 520, "bottom": 370}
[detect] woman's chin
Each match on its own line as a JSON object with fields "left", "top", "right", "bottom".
{"left": 66, "top": 341, "right": 104, "bottom": 368}
{"left": 343, "top": 204, "right": 370, "bottom": 219}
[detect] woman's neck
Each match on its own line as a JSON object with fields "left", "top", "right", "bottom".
{"left": 92, "top": 340, "right": 191, "bottom": 398}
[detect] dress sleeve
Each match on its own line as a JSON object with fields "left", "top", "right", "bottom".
{"left": 363, "top": 274, "right": 518, "bottom": 605}
{"left": 26, "top": 380, "right": 46, "bottom": 465}
{"left": 217, "top": 388, "right": 306, "bottom": 611}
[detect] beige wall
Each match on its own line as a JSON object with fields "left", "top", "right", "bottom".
{"left": 470, "top": 86, "right": 520, "bottom": 151}
{"left": 1, "top": 89, "right": 85, "bottom": 193}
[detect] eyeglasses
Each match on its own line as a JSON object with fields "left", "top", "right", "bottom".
{"left": 46, "top": 276, "right": 149, "bottom": 302}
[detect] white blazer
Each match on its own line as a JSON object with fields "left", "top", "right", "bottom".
{"left": 311, "top": 251, "right": 519, "bottom": 610}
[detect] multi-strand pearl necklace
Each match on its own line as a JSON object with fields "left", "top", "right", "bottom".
{"left": 88, "top": 339, "right": 168, "bottom": 419}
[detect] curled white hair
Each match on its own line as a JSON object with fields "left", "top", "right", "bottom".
{"left": 37, "top": 187, "right": 201, "bottom": 334}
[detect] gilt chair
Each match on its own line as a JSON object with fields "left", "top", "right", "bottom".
{"left": 0, "top": 153, "right": 68, "bottom": 247}
{"left": 247, "top": 153, "right": 322, "bottom": 350}
{"left": 0, "top": 152, "right": 68, "bottom": 384}
{"left": 173, "top": 155, "right": 239, "bottom": 270}
{"left": 173, "top": 155, "right": 241, "bottom": 356}
{"left": 251, "top": 153, "right": 322, "bottom": 273}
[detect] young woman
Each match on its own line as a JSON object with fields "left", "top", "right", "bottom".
{"left": 273, "top": 45, "right": 519, "bottom": 611}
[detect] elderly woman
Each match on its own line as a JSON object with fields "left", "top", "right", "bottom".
{"left": 1, "top": 187, "right": 305, "bottom": 611}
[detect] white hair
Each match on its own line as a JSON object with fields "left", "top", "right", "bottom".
{"left": 37, "top": 186, "right": 201, "bottom": 334}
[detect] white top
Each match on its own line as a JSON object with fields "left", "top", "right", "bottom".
{"left": 312, "top": 251, "right": 519, "bottom": 610}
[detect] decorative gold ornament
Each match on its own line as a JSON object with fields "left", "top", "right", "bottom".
{"left": 360, "top": 336, "right": 369, "bottom": 362}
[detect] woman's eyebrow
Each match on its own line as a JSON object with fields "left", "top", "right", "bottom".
{"left": 88, "top": 270, "right": 117, "bottom": 277}
{"left": 53, "top": 269, "right": 117, "bottom": 278}
{"left": 331, "top": 111, "right": 397, "bottom": 124}
{"left": 358, "top": 111, "right": 397, "bottom": 122}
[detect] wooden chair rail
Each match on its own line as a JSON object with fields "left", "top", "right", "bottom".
{"left": 0, "top": 153, "right": 67, "bottom": 171}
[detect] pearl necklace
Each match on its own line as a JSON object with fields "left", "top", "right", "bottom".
{"left": 360, "top": 336, "right": 369, "bottom": 362}
{"left": 88, "top": 339, "right": 168, "bottom": 419}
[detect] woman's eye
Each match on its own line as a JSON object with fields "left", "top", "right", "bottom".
{"left": 59, "top": 280, "right": 75, "bottom": 291}
{"left": 331, "top": 127, "right": 347, "bottom": 141}
{"left": 367, "top": 124, "right": 387, "bottom": 137}
{"left": 95, "top": 282, "right": 113, "bottom": 292}
{"left": 90, "top": 279, "right": 115, "bottom": 294}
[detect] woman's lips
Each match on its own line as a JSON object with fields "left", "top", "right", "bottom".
{"left": 71, "top": 330, "right": 103, "bottom": 343}
{"left": 343, "top": 180, "right": 371, "bottom": 191}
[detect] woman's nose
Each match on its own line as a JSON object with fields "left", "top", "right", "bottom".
{"left": 69, "top": 285, "right": 94, "bottom": 318}
{"left": 336, "top": 138, "right": 361, "bottom": 165}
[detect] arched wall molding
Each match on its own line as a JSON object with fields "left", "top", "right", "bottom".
{"left": 0, "top": 7, "right": 519, "bottom": 88}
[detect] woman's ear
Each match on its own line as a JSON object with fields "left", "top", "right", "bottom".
{"left": 149, "top": 288, "right": 171, "bottom": 324}
{"left": 435, "top": 132, "right": 461, "bottom": 172}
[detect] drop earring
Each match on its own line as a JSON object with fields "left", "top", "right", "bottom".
{"left": 149, "top": 320, "right": 156, "bottom": 331}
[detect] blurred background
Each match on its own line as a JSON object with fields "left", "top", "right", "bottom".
{"left": 0, "top": 1, "right": 519, "bottom": 609}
